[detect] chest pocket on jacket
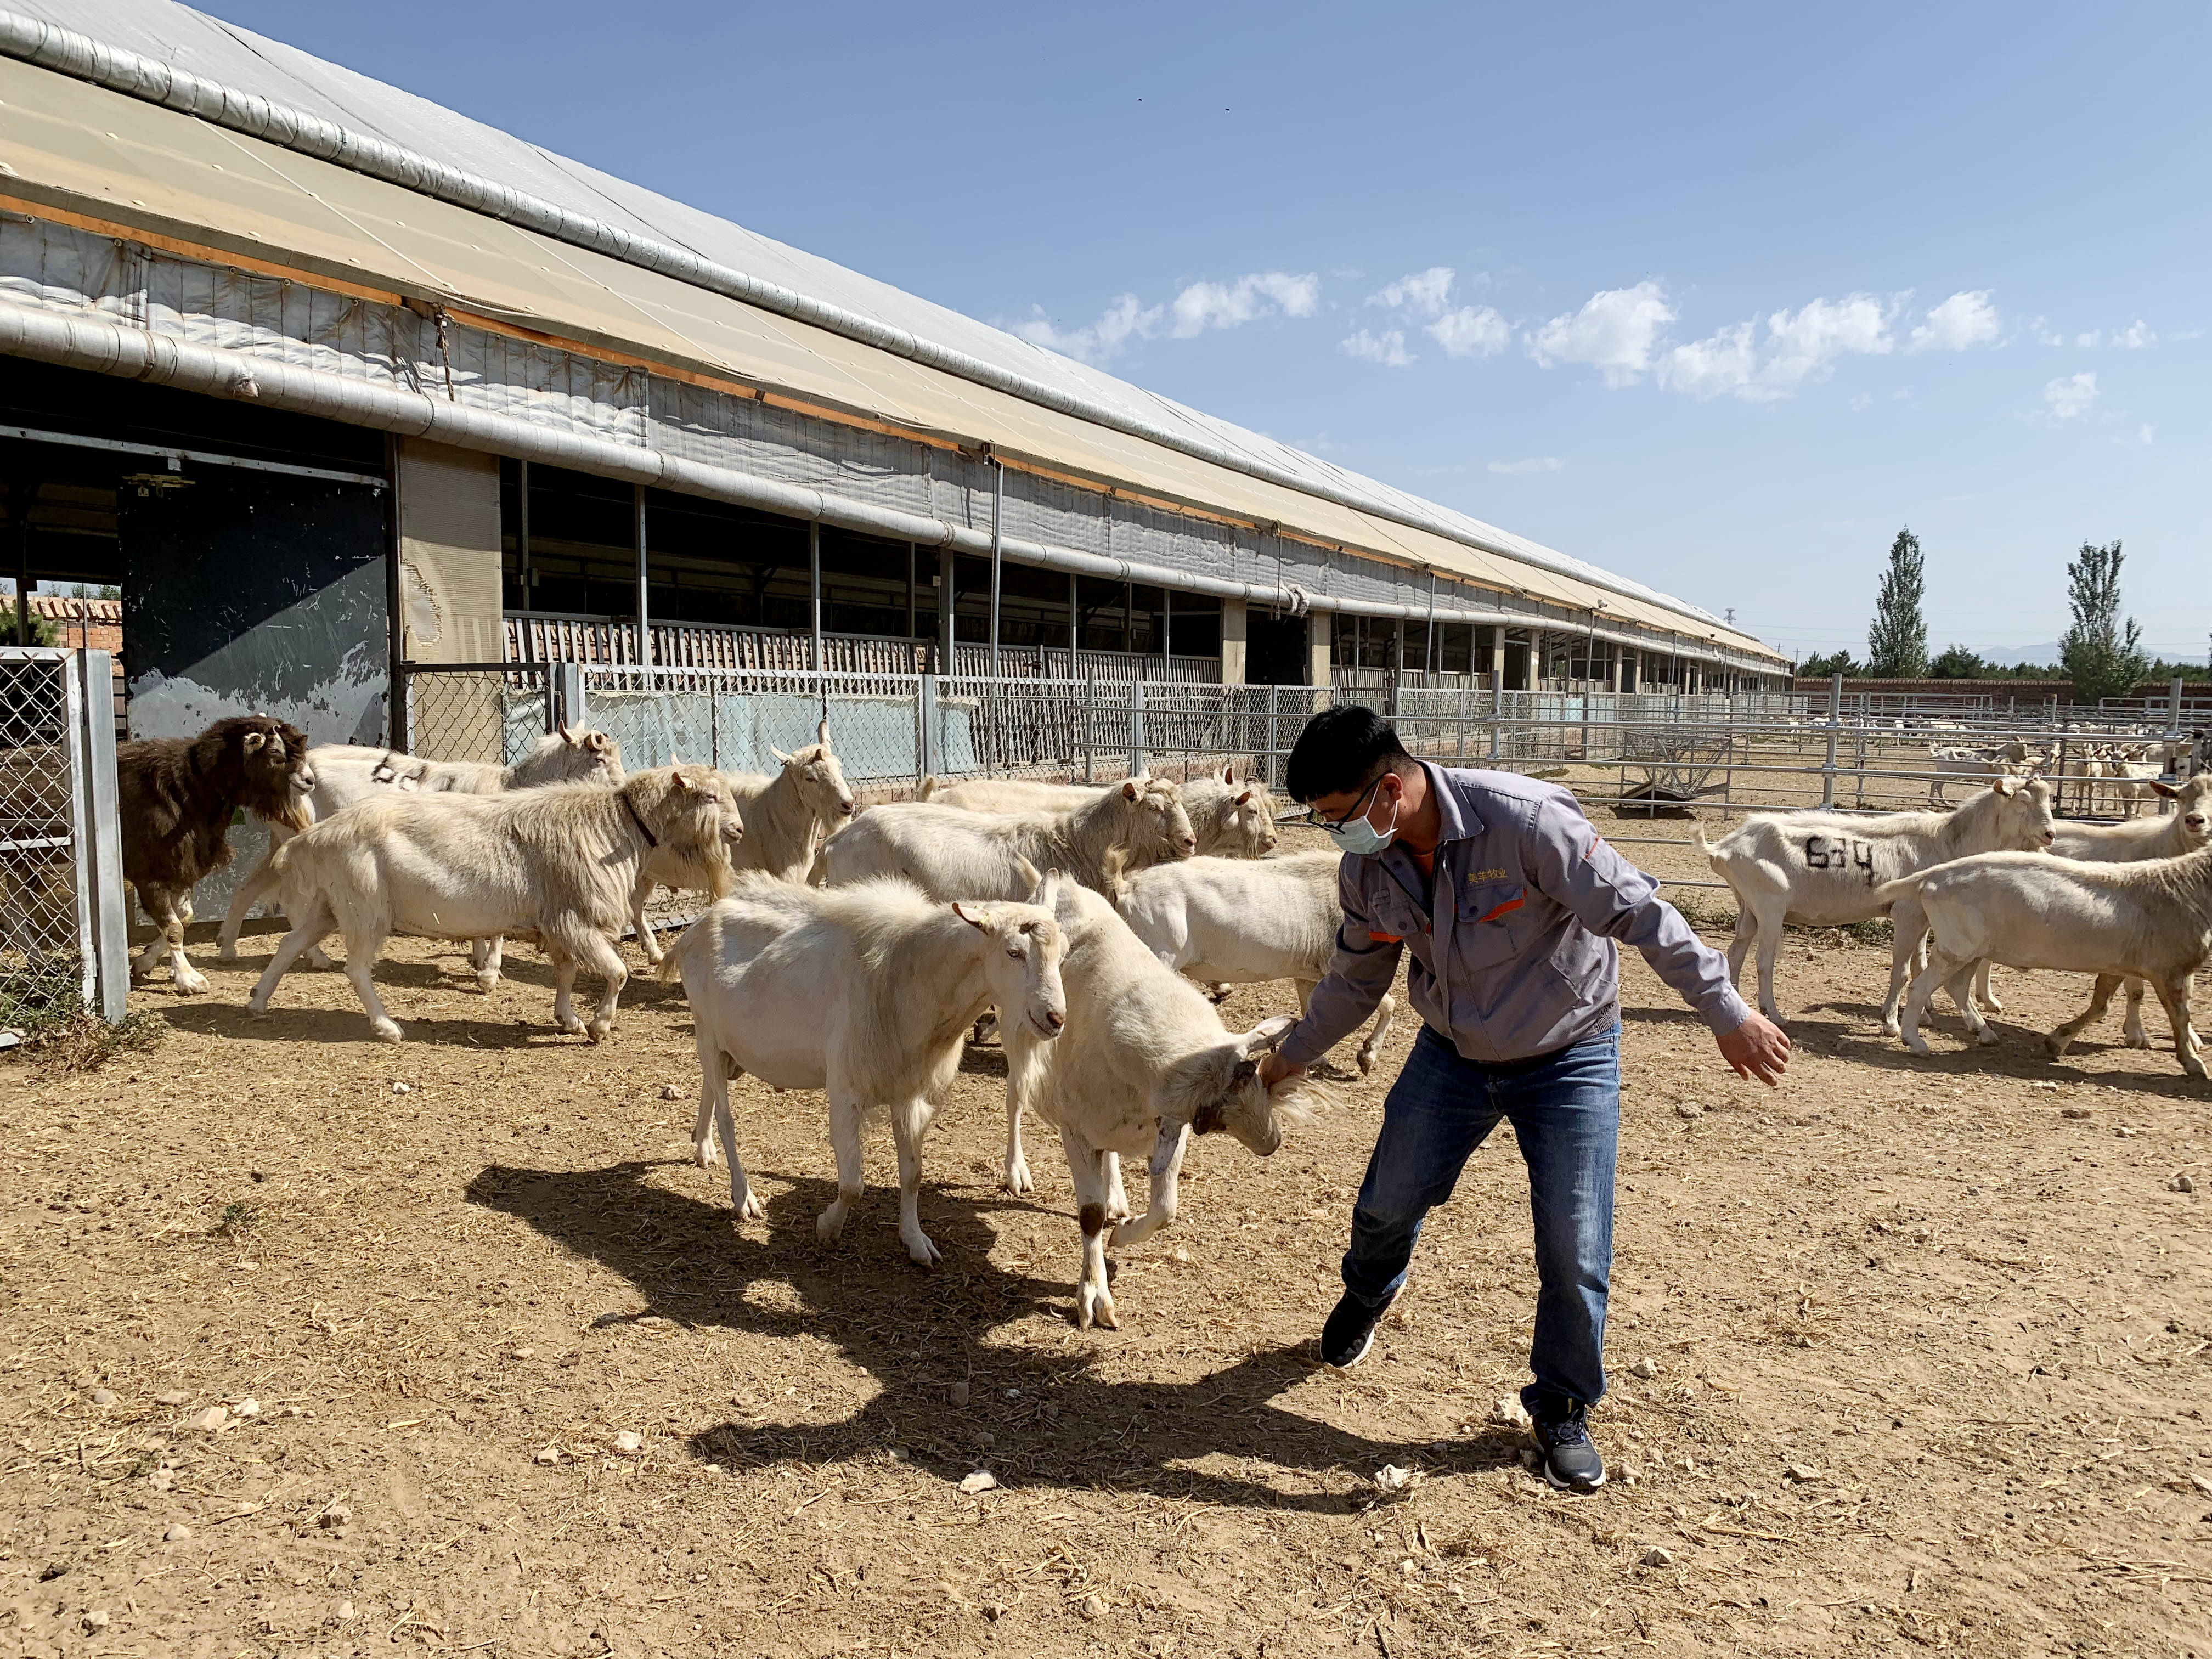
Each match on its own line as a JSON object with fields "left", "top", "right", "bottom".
{"left": 1453, "top": 882, "right": 1527, "bottom": 967}
{"left": 1366, "top": 886, "right": 1427, "bottom": 944}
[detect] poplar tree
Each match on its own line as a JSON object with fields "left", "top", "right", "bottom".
{"left": 2059, "top": 540, "right": 2146, "bottom": 707}
{"left": 1865, "top": 528, "right": 1929, "bottom": 678}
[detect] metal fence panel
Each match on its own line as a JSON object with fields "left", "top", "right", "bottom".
{"left": 1, "top": 648, "right": 127, "bottom": 1026}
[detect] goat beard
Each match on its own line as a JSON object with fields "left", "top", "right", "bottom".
{"left": 264, "top": 794, "right": 314, "bottom": 834}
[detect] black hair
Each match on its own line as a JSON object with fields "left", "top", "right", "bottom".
{"left": 1283, "top": 704, "right": 1415, "bottom": 804}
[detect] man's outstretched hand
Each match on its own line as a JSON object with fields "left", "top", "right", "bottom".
{"left": 1718, "top": 1010, "right": 1791, "bottom": 1085}
{"left": 1258, "top": 1051, "right": 1307, "bottom": 1091}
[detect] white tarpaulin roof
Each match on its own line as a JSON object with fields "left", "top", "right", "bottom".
{"left": 0, "top": 0, "right": 1779, "bottom": 659}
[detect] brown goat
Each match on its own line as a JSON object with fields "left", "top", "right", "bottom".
{"left": 119, "top": 715, "right": 315, "bottom": 994}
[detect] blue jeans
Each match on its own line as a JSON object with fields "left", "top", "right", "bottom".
{"left": 1343, "top": 1021, "right": 1620, "bottom": 1420}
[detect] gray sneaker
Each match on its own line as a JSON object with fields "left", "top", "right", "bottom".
{"left": 1532, "top": 1403, "right": 1606, "bottom": 1491}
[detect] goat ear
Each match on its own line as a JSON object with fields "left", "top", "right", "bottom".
{"left": 1993, "top": 777, "right": 2018, "bottom": 798}
{"left": 770, "top": 746, "right": 793, "bottom": 764}
{"left": 672, "top": 769, "right": 696, "bottom": 794}
{"left": 951, "top": 901, "right": 991, "bottom": 933}
{"left": 1235, "top": 788, "right": 1255, "bottom": 805}
{"left": 1192, "top": 1097, "right": 1228, "bottom": 1136}
{"left": 1220, "top": 761, "right": 1235, "bottom": 784}
{"left": 1122, "top": 779, "right": 1140, "bottom": 800}
{"left": 2153, "top": 780, "right": 2181, "bottom": 798}
{"left": 242, "top": 730, "right": 267, "bottom": 753}
{"left": 1237, "top": 1014, "right": 1297, "bottom": 1057}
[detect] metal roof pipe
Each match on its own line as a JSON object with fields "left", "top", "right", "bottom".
{"left": 0, "top": 299, "right": 1774, "bottom": 674}
{"left": 0, "top": 7, "right": 1738, "bottom": 641}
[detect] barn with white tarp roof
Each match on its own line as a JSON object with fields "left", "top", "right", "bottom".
{"left": 0, "top": 0, "right": 1784, "bottom": 749}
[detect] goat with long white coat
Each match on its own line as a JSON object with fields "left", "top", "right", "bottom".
{"left": 818, "top": 778, "right": 1195, "bottom": 898}
{"left": 629, "top": 723, "right": 856, "bottom": 961}
{"left": 1005, "top": 882, "right": 1314, "bottom": 1329}
{"left": 247, "top": 766, "right": 741, "bottom": 1043}
{"left": 665, "top": 873, "right": 1068, "bottom": 1264}
{"left": 1699, "top": 777, "right": 2056, "bottom": 1032}
{"left": 216, "top": 726, "right": 625, "bottom": 970}
{"left": 1880, "top": 843, "right": 2212, "bottom": 1081}
{"left": 924, "top": 765, "right": 1278, "bottom": 857}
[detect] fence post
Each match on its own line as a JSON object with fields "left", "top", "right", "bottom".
{"left": 555, "top": 662, "right": 586, "bottom": 731}
{"left": 917, "top": 672, "right": 939, "bottom": 784}
{"left": 2174, "top": 675, "right": 2186, "bottom": 732}
{"left": 66, "top": 650, "right": 128, "bottom": 1022}
{"left": 1130, "top": 681, "right": 1148, "bottom": 777}
{"left": 1822, "top": 672, "right": 1842, "bottom": 808}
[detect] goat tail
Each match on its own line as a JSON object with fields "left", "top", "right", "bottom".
{"left": 1866, "top": 872, "right": 1931, "bottom": 907}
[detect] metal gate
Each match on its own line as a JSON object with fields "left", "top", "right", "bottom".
{"left": 0, "top": 648, "right": 128, "bottom": 1028}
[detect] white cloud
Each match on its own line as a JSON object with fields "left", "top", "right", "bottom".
{"left": 2043, "top": 371, "right": 2098, "bottom": 419}
{"left": 2115, "top": 320, "right": 2155, "bottom": 348}
{"left": 2076, "top": 330, "right": 2101, "bottom": 348}
{"left": 1168, "top": 270, "right": 1320, "bottom": 337}
{"left": 1656, "top": 294, "right": 1893, "bottom": 402}
{"left": 1488, "top": 456, "right": 1564, "bottom": 475}
{"left": 1848, "top": 392, "right": 1874, "bottom": 411}
{"left": 1530, "top": 281, "right": 1676, "bottom": 386}
{"left": 1367, "top": 266, "right": 1455, "bottom": 318}
{"left": 1008, "top": 269, "right": 1319, "bottom": 363}
{"left": 1341, "top": 328, "right": 1413, "bottom": 368}
{"left": 2138, "top": 423, "right": 2155, "bottom": 444}
{"left": 1908, "top": 290, "right": 2001, "bottom": 353}
{"left": 1427, "top": 305, "right": 1511, "bottom": 358}
{"left": 2028, "top": 317, "right": 2065, "bottom": 346}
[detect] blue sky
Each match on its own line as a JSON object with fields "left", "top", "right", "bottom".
{"left": 207, "top": 1, "right": 2208, "bottom": 667}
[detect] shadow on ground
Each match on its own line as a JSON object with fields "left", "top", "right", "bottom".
{"left": 467, "top": 1159, "right": 1527, "bottom": 1511}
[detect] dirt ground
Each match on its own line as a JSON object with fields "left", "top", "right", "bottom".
{"left": 5, "top": 812, "right": 2211, "bottom": 1659}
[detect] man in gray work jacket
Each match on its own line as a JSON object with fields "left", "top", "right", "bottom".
{"left": 1256, "top": 706, "right": 1791, "bottom": 1492}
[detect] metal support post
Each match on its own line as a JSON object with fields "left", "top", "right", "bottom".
{"left": 634, "top": 484, "right": 650, "bottom": 670}
{"left": 1267, "top": 683, "right": 1280, "bottom": 785}
{"left": 917, "top": 673, "right": 940, "bottom": 782}
{"left": 939, "top": 550, "right": 957, "bottom": 675}
{"left": 808, "top": 520, "right": 822, "bottom": 675}
{"left": 987, "top": 456, "right": 1003, "bottom": 680}
{"left": 516, "top": 458, "right": 532, "bottom": 618}
{"left": 1130, "top": 681, "right": 1148, "bottom": 777}
{"left": 556, "top": 662, "right": 585, "bottom": 730}
{"left": 1822, "top": 671, "right": 1842, "bottom": 807}
{"left": 1083, "top": 676, "right": 1097, "bottom": 782}
{"left": 1068, "top": 569, "right": 1079, "bottom": 673}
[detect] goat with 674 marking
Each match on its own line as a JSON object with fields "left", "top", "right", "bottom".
{"left": 1699, "top": 777, "right": 2055, "bottom": 1032}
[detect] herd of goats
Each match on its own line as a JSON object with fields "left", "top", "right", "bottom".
{"left": 46, "top": 704, "right": 2212, "bottom": 1318}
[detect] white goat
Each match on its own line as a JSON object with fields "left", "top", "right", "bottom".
{"left": 1005, "top": 882, "right": 1313, "bottom": 1329}
{"left": 818, "top": 778, "right": 1195, "bottom": 898}
{"left": 923, "top": 765, "right": 1278, "bottom": 857}
{"left": 1113, "top": 850, "right": 1394, "bottom": 1075}
{"left": 247, "top": 766, "right": 741, "bottom": 1043}
{"left": 629, "top": 723, "right": 856, "bottom": 962}
{"left": 665, "top": 873, "right": 1068, "bottom": 1263}
{"left": 1699, "top": 777, "right": 2056, "bottom": 1032}
{"left": 216, "top": 726, "right": 625, "bottom": 968}
{"left": 1881, "top": 844, "right": 2212, "bottom": 1081}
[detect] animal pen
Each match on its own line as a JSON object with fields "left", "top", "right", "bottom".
{"left": 393, "top": 663, "right": 2207, "bottom": 910}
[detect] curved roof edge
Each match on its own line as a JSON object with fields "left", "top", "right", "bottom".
{"left": 0, "top": 0, "right": 1779, "bottom": 661}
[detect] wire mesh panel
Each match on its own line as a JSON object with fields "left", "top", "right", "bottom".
{"left": 0, "top": 650, "right": 125, "bottom": 1026}
{"left": 400, "top": 665, "right": 556, "bottom": 767}
{"left": 0, "top": 651, "right": 80, "bottom": 1022}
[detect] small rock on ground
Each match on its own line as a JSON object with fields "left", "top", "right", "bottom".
{"left": 958, "top": 1470, "right": 998, "bottom": 1494}
{"left": 1630, "top": 1358, "right": 1661, "bottom": 1380}
{"left": 1641, "top": 1546, "right": 1675, "bottom": 1568}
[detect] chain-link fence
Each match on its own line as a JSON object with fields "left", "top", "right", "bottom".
{"left": 397, "top": 663, "right": 561, "bottom": 769}
{"left": 0, "top": 648, "right": 127, "bottom": 1027}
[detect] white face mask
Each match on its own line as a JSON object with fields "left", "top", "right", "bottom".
{"left": 1323, "top": 783, "right": 1400, "bottom": 855}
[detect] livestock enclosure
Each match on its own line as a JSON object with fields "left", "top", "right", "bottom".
{"left": 5, "top": 816, "right": 2209, "bottom": 1658}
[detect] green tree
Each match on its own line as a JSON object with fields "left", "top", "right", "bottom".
{"left": 1796, "top": 648, "right": 1857, "bottom": 678}
{"left": 2, "top": 593, "right": 55, "bottom": 646}
{"left": 1865, "top": 527, "right": 1929, "bottom": 678}
{"left": 1928, "top": 643, "right": 1987, "bottom": 679}
{"left": 2059, "top": 539, "right": 2147, "bottom": 706}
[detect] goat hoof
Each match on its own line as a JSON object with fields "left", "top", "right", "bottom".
{"left": 1356, "top": 1047, "right": 1377, "bottom": 1076}
{"left": 903, "top": 1233, "right": 941, "bottom": 1268}
{"left": 585, "top": 1020, "right": 611, "bottom": 1044}
{"left": 1002, "top": 1159, "right": 1034, "bottom": 1196}
{"left": 556, "top": 1017, "right": 586, "bottom": 1036}
{"left": 695, "top": 1142, "right": 719, "bottom": 1170}
{"left": 215, "top": 943, "right": 240, "bottom": 964}
{"left": 473, "top": 973, "right": 500, "bottom": 994}
{"left": 1973, "top": 1029, "right": 2000, "bottom": 1047}
{"left": 815, "top": 1209, "right": 849, "bottom": 1244}
{"left": 172, "top": 970, "right": 211, "bottom": 997}
{"left": 2125, "top": 1032, "right": 2151, "bottom": 1051}
{"left": 371, "top": 1020, "right": 403, "bottom": 1044}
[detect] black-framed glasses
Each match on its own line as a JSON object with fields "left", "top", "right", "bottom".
{"left": 1319, "top": 776, "right": 1384, "bottom": 830}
